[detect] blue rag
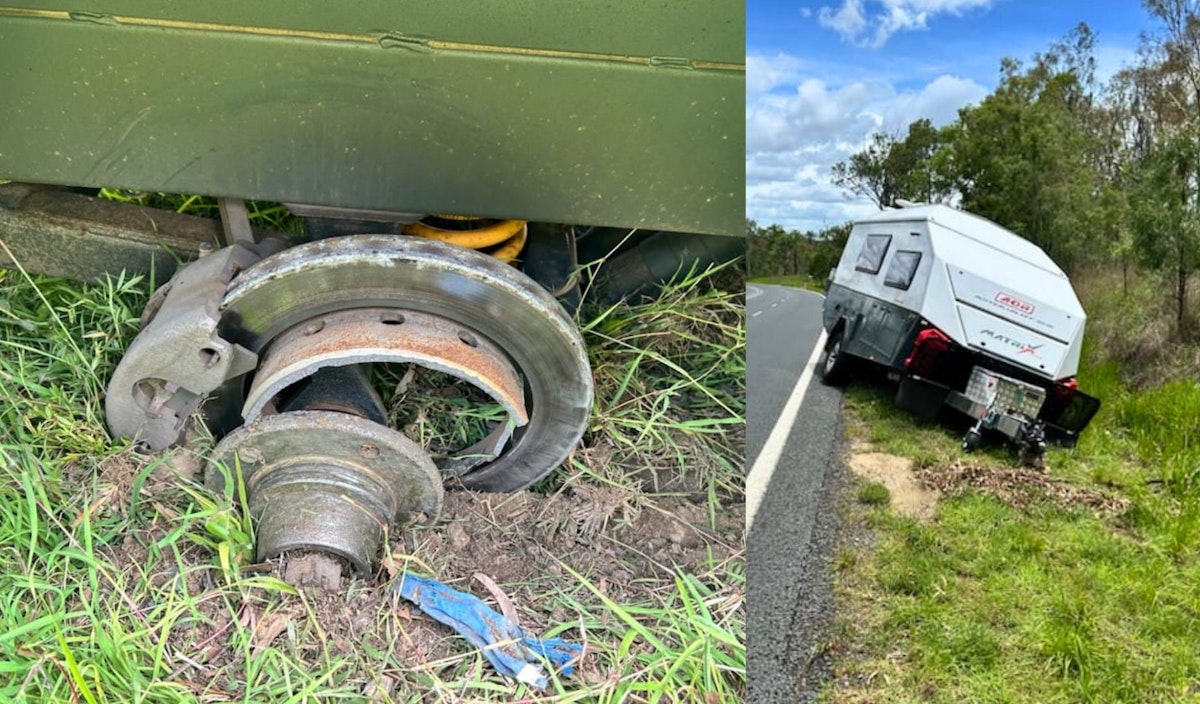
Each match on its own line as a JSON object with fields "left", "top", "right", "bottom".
{"left": 392, "top": 572, "right": 582, "bottom": 689}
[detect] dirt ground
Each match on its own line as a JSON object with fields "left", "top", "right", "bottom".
{"left": 84, "top": 450, "right": 744, "bottom": 698}
{"left": 844, "top": 444, "right": 1128, "bottom": 522}
{"left": 915, "top": 462, "right": 1129, "bottom": 515}
{"left": 846, "top": 451, "right": 939, "bottom": 521}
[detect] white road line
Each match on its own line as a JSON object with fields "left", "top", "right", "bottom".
{"left": 746, "top": 327, "right": 828, "bottom": 529}
{"left": 747, "top": 285, "right": 763, "bottom": 300}
{"left": 751, "top": 310, "right": 763, "bottom": 318}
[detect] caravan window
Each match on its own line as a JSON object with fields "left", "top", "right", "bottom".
{"left": 855, "top": 234, "right": 891, "bottom": 274}
{"left": 884, "top": 250, "right": 922, "bottom": 290}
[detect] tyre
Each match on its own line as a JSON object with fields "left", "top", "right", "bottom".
{"left": 962, "top": 429, "right": 982, "bottom": 452}
{"left": 817, "top": 330, "right": 852, "bottom": 386}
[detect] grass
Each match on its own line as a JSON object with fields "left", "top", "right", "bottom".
{"left": 98, "top": 189, "right": 306, "bottom": 236}
{"left": 372, "top": 258, "right": 747, "bottom": 503}
{"left": 376, "top": 366, "right": 510, "bottom": 459}
{"left": 747, "top": 274, "right": 826, "bottom": 293}
{"left": 854, "top": 482, "right": 890, "bottom": 507}
{"left": 577, "top": 260, "right": 745, "bottom": 501}
{"left": 828, "top": 270, "right": 1200, "bottom": 703}
{"left": 0, "top": 197, "right": 745, "bottom": 702}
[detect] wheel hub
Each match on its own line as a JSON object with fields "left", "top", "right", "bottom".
{"left": 208, "top": 410, "right": 443, "bottom": 576}
{"left": 106, "top": 235, "right": 593, "bottom": 573}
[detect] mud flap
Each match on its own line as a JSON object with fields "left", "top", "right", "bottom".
{"left": 895, "top": 375, "right": 951, "bottom": 420}
{"left": 1041, "top": 388, "right": 1102, "bottom": 436}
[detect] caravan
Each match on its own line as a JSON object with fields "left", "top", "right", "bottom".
{"left": 819, "top": 203, "right": 1101, "bottom": 464}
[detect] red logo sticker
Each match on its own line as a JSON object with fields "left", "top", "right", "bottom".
{"left": 995, "top": 293, "right": 1035, "bottom": 315}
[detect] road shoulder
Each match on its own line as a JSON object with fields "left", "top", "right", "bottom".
{"left": 747, "top": 397, "right": 845, "bottom": 703}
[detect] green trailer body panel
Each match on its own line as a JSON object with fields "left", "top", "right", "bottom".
{"left": 0, "top": 2, "right": 746, "bottom": 64}
{"left": 0, "top": 4, "right": 744, "bottom": 236}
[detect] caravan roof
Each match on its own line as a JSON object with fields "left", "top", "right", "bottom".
{"left": 857, "top": 204, "right": 1065, "bottom": 277}
{"left": 855, "top": 204, "right": 1083, "bottom": 319}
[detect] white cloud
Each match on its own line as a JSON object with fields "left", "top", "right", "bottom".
{"left": 878, "top": 74, "right": 989, "bottom": 126}
{"left": 746, "top": 55, "right": 988, "bottom": 231}
{"left": 817, "top": 0, "right": 995, "bottom": 48}
{"left": 746, "top": 54, "right": 806, "bottom": 97}
{"left": 747, "top": 177, "right": 880, "bottom": 234}
{"left": 747, "top": 78, "right": 885, "bottom": 154}
{"left": 818, "top": 0, "right": 868, "bottom": 40}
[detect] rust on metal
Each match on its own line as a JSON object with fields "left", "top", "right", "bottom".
{"left": 219, "top": 236, "right": 591, "bottom": 492}
{"left": 207, "top": 410, "right": 443, "bottom": 575}
{"left": 243, "top": 307, "right": 527, "bottom": 426}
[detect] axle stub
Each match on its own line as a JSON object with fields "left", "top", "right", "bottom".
{"left": 206, "top": 410, "right": 443, "bottom": 575}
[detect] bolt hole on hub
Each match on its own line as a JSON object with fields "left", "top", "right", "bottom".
{"left": 107, "top": 235, "right": 593, "bottom": 583}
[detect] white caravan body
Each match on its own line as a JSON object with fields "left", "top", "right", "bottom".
{"left": 824, "top": 204, "right": 1085, "bottom": 381}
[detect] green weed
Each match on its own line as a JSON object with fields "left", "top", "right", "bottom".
{"left": 832, "top": 268, "right": 1200, "bottom": 703}
{"left": 856, "top": 482, "right": 890, "bottom": 506}
{"left": 576, "top": 259, "right": 745, "bottom": 500}
{"left": 0, "top": 222, "right": 744, "bottom": 703}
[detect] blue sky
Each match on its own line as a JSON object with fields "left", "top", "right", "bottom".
{"left": 747, "top": 0, "right": 1154, "bottom": 232}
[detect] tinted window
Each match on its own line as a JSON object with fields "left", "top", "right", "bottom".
{"left": 884, "top": 250, "right": 922, "bottom": 290}
{"left": 854, "top": 234, "right": 891, "bottom": 274}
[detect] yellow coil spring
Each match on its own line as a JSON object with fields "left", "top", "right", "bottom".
{"left": 402, "top": 215, "right": 527, "bottom": 263}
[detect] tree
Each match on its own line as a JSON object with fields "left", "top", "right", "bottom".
{"left": 1119, "top": 1, "right": 1200, "bottom": 329}
{"left": 889, "top": 119, "right": 954, "bottom": 204}
{"left": 831, "top": 119, "right": 952, "bottom": 209}
{"left": 747, "top": 221, "right": 808, "bottom": 278}
{"left": 807, "top": 223, "right": 852, "bottom": 279}
{"left": 746, "top": 220, "right": 850, "bottom": 281}
{"left": 940, "top": 24, "right": 1103, "bottom": 271}
{"left": 1132, "top": 135, "right": 1200, "bottom": 329}
{"left": 831, "top": 132, "right": 902, "bottom": 209}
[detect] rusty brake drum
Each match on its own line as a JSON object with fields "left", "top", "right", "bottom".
{"left": 108, "top": 235, "right": 592, "bottom": 495}
{"left": 217, "top": 235, "right": 592, "bottom": 492}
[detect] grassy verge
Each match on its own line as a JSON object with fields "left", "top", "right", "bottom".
{"left": 829, "top": 272, "right": 1200, "bottom": 703}
{"left": 747, "top": 274, "right": 826, "bottom": 292}
{"left": 0, "top": 206, "right": 745, "bottom": 702}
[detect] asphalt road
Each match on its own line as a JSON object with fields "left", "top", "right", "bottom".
{"left": 746, "top": 284, "right": 844, "bottom": 703}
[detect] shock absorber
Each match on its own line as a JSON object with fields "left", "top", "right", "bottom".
{"left": 404, "top": 215, "right": 528, "bottom": 262}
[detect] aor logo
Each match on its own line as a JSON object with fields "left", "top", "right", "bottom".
{"left": 980, "top": 329, "right": 1043, "bottom": 358}
{"left": 995, "top": 293, "right": 1035, "bottom": 315}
